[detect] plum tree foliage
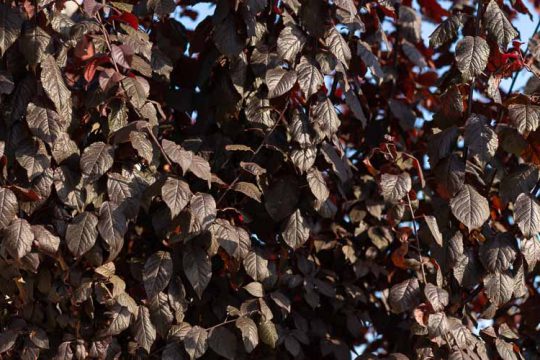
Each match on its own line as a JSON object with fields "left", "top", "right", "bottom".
{"left": 0, "top": 0, "right": 540, "bottom": 359}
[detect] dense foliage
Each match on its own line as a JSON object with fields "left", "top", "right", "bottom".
{"left": 1, "top": 0, "right": 540, "bottom": 358}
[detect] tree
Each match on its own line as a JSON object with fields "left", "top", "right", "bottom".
{"left": 0, "top": 0, "right": 539, "bottom": 358}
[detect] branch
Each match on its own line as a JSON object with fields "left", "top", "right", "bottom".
{"left": 406, "top": 192, "right": 427, "bottom": 284}
{"left": 507, "top": 18, "right": 540, "bottom": 95}
{"left": 95, "top": 12, "right": 120, "bottom": 74}
{"left": 216, "top": 99, "right": 290, "bottom": 205}
{"left": 464, "top": 0, "right": 483, "bottom": 163}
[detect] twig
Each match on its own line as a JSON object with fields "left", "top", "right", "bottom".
{"left": 145, "top": 127, "right": 173, "bottom": 166}
{"left": 406, "top": 192, "right": 427, "bottom": 284}
{"left": 95, "top": 15, "right": 173, "bottom": 167}
{"left": 95, "top": 12, "right": 120, "bottom": 73}
{"left": 496, "top": 17, "right": 540, "bottom": 124}
{"left": 204, "top": 310, "right": 258, "bottom": 332}
{"left": 148, "top": 310, "right": 259, "bottom": 358}
{"left": 464, "top": 0, "right": 483, "bottom": 163}
{"left": 507, "top": 17, "right": 540, "bottom": 95}
{"left": 216, "top": 99, "right": 290, "bottom": 205}
{"left": 391, "top": 4, "right": 401, "bottom": 98}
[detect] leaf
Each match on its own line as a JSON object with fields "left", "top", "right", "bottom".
{"left": 399, "top": 6, "right": 421, "bottom": 43}
{"left": 41, "top": 55, "right": 72, "bottom": 122}
{"left": 232, "top": 182, "right": 262, "bottom": 202}
{"left": 521, "top": 237, "right": 540, "bottom": 269}
{"left": 258, "top": 321, "right": 278, "bottom": 349}
{"left": 324, "top": 27, "right": 351, "bottom": 68}
{"left": 184, "top": 326, "right": 208, "bottom": 359}
{"left": 107, "top": 171, "right": 143, "bottom": 219}
{"left": 0, "top": 4, "right": 23, "bottom": 56}
{"left": 3, "top": 218, "right": 34, "bottom": 259}
{"left": 121, "top": 76, "right": 149, "bottom": 109}
{"left": 500, "top": 164, "right": 539, "bottom": 203}
{"left": 424, "top": 215, "right": 443, "bottom": 246}
{"left": 134, "top": 305, "right": 156, "bottom": 353}
{"left": 147, "top": 0, "right": 176, "bottom": 17}
{"left": 162, "top": 177, "right": 192, "bottom": 218}
{"left": 389, "top": 277, "right": 420, "bottom": 313}
{"left": 245, "top": 91, "right": 274, "bottom": 127}
{"left": 15, "top": 140, "right": 51, "bottom": 181}
{"left": 26, "top": 103, "right": 66, "bottom": 145}
{"left": 508, "top": 102, "right": 540, "bottom": 135}
{"left": 31, "top": 225, "right": 60, "bottom": 255}
{"left": 429, "top": 14, "right": 463, "bottom": 48}
{"left": 110, "top": 44, "right": 131, "bottom": 69}
{"left": 484, "top": 0, "right": 518, "bottom": 48}
{"left": 450, "top": 184, "right": 490, "bottom": 230}
{"left": 189, "top": 155, "right": 212, "bottom": 186}
{"left": 345, "top": 89, "right": 367, "bottom": 126}
{"left": 97, "top": 201, "right": 127, "bottom": 260}
{"left": 464, "top": 114, "right": 498, "bottom": 164}
{"left": 277, "top": 25, "right": 306, "bottom": 63}
{"left": 453, "top": 248, "right": 481, "bottom": 289}
{"left": 28, "top": 330, "right": 49, "bottom": 349}
{"left": 53, "top": 166, "right": 84, "bottom": 209}
{"left": 101, "top": 305, "right": 131, "bottom": 336}
{"left": 210, "top": 219, "right": 250, "bottom": 260}
{"left": 162, "top": 139, "right": 192, "bottom": 174}
{"left": 435, "top": 154, "right": 465, "bottom": 195}
{"left": 80, "top": 142, "right": 114, "bottom": 183}
{"left": 129, "top": 131, "right": 154, "bottom": 164}
{"left": 149, "top": 292, "right": 173, "bottom": 337}
{"left": 496, "top": 338, "right": 519, "bottom": 360}
{"left": 265, "top": 68, "right": 297, "bottom": 98}
{"left": 424, "top": 283, "right": 449, "bottom": 312}
{"left": 214, "top": 16, "right": 244, "bottom": 57}
{"left": 282, "top": 209, "right": 310, "bottom": 249}
{"left": 290, "top": 147, "right": 317, "bottom": 174}
{"left": 311, "top": 97, "right": 340, "bottom": 138}
{"left": 402, "top": 41, "right": 427, "bottom": 68}
{"left": 0, "top": 188, "right": 18, "bottom": 230}
{"left": 19, "top": 26, "right": 52, "bottom": 66}
{"left": 514, "top": 193, "right": 540, "bottom": 238}
{"left": 479, "top": 233, "right": 517, "bottom": 272}
{"left": 427, "top": 312, "right": 448, "bottom": 337}
{"left": 190, "top": 193, "right": 216, "bottom": 230}
{"left": 244, "top": 282, "right": 264, "bottom": 297}
{"left": 380, "top": 173, "right": 412, "bottom": 203}
{"left": 307, "top": 168, "right": 329, "bottom": 202}
{"left": 143, "top": 251, "right": 173, "bottom": 299}
{"left": 66, "top": 212, "right": 99, "bottom": 257}
{"left": 388, "top": 99, "right": 416, "bottom": 130}
{"left": 484, "top": 271, "right": 514, "bottom": 306}
{"left": 289, "top": 109, "right": 312, "bottom": 146}
{"left": 0, "top": 330, "right": 18, "bottom": 353}
{"left": 243, "top": 251, "right": 270, "bottom": 282}
{"left": 296, "top": 56, "right": 323, "bottom": 98}
{"left": 236, "top": 317, "right": 259, "bottom": 353}
{"left": 356, "top": 40, "right": 384, "bottom": 78}
{"left": 455, "top": 36, "right": 490, "bottom": 80}
{"left": 209, "top": 327, "right": 237, "bottom": 360}
{"left": 183, "top": 244, "right": 211, "bottom": 299}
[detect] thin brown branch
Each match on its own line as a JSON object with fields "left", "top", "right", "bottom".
{"left": 216, "top": 99, "right": 290, "bottom": 205}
